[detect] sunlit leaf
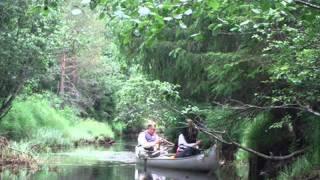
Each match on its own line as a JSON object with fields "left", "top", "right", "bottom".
{"left": 114, "top": 9, "right": 129, "bottom": 19}
{"left": 71, "top": 8, "right": 82, "bottom": 15}
{"left": 138, "top": 6, "right": 151, "bottom": 16}
{"left": 174, "top": 14, "right": 182, "bottom": 19}
{"left": 240, "top": 20, "right": 251, "bottom": 26}
{"left": 179, "top": 21, "right": 187, "bottom": 29}
{"left": 208, "top": 1, "right": 220, "bottom": 10}
{"left": 251, "top": 8, "right": 261, "bottom": 14}
{"left": 190, "top": 33, "right": 200, "bottom": 37}
{"left": 80, "top": 0, "right": 91, "bottom": 5}
{"left": 164, "top": 17, "right": 173, "bottom": 21}
{"left": 184, "top": 9, "right": 192, "bottom": 15}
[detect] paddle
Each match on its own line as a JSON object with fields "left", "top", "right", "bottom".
{"left": 159, "top": 137, "right": 175, "bottom": 146}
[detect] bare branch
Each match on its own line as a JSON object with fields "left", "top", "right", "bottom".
{"left": 212, "top": 99, "right": 320, "bottom": 117}
{"left": 198, "top": 126, "right": 306, "bottom": 160}
{"left": 294, "top": 0, "right": 320, "bottom": 10}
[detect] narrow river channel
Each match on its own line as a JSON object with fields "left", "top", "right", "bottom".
{"left": 2, "top": 140, "right": 219, "bottom": 180}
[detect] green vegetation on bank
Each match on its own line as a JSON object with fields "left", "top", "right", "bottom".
{"left": 0, "top": 93, "right": 114, "bottom": 147}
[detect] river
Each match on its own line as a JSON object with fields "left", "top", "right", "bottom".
{"left": 1, "top": 140, "right": 219, "bottom": 180}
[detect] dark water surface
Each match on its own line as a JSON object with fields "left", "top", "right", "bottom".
{"left": 2, "top": 140, "right": 217, "bottom": 180}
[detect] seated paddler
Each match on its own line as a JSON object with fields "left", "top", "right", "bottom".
{"left": 175, "top": 119, "right": 201, "bottom": 158}
{"left": 137, "top": 122, "right": 162, "bottom": 156}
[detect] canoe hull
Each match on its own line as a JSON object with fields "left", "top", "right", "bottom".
{"left": 136, "top": 146, "right": 218, "bottom": 172}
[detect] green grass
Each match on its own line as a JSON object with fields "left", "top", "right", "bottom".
{"left": 277, "top": 116, "right": 320, "bottom": 179}
{"left": 0, "top": 93, "right": 114, "bottom": 148}
{"left": 112, "top": 121, "right": 125, "bottom": 135}
{"left": 68, "top": 119, "right": 114, "bottom": 141}
{"left": 277, "top": 156, "right": 312, "bottom": 180}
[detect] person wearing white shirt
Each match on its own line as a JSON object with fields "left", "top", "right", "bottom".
{"left": 137, "top": 123, "right": 161, "bottom": 152}
{"left": 176, "top": 119, "right": 201, "bottom": 158}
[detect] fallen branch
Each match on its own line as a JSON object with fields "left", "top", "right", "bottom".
{"left": 198, "top": 126, "right": 306, "bottom": 161}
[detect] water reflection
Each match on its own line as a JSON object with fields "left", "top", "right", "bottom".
{"left": 0, "top": 141, "right": 218, "bottom": 180}
{"left": 135, "top": 166, "right": 217, "bottom": 180}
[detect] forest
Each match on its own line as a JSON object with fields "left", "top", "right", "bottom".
{"left": 0, "top": 0, "right": 319, "bottom": 179}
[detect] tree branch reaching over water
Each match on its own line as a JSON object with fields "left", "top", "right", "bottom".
{"left": 294, "top": 0, "right": 320, "bottom": 10}
{"left": 212, "top": 99, "right": 320, "bottom": 117}
{"left": 197, "top": 126, "right": 306, "bottom": 161}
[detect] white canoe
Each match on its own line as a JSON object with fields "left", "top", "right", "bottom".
{"left": 136, "top": 145, "right": 218, "bottom": 172}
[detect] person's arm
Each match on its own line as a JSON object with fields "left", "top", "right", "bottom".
{"left": 138, "top": 132, "right": 158, "bottom": 148}
{"left": 178, "top": 134, "right": 197, "bottom": 147}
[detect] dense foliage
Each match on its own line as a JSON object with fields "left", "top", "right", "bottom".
{"left": 1, "top": 0, "right": 320, "bottom": 178}
{"left": 93, "top": 0, "right": 320, "bottom": 179}
{"left": 0, "top": 0, "right": 63, "bottom": 118}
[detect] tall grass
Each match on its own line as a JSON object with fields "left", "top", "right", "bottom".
{"left": 68, "top": 119, "right": 114, "bottom": 141}
{"left": 277, "top": 156, "right": 312, "bottom": 180}
{"left": 0, "top": 93, "right": 114, "bottom": 147}
{"left": 112, "top": 121, "right": 125, "bottom": 135}
{"left": 277, "top": 116, "right": 320, "bottom": 179}
{"left": 236, "top": 113, "right": 271, "bottom": 162}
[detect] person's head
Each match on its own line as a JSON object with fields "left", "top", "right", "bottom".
{"left": 186, "top": 118, "right": 195, "bottom": 128}
{"left": 146, "top": 123, "right": 156, "bottom": 135}
{"left": 182, "top": 118, "right": 198, "bottom": 143}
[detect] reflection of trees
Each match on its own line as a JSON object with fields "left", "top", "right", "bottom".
{"left": 30, "top": 163, "right": 135, "bottom": 180}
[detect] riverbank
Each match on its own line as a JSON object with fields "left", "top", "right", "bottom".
{"left": 0, "top": 141, "right": 135, "bottom": 180}
{"left": 0, "top": 134, "right": 116, "bottom": 173}
{"left": 0, "top": 139, "right": 221, "bottom": 180}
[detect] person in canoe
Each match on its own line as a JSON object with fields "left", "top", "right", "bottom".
{"left": 137, "top": 122, "right": 162, "bottom": 157}
{"left": 175, "top": 119, "right": 201, "bottom": 158}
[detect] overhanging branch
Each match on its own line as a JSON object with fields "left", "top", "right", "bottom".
{"left": 212, "top": 99, "right": 320, "bottom": 117}
{"left": 294, "top": 0, "right": 320, "bottom": 10}
{"left": 198, "top": 126, "right": 306, "bottom": 160}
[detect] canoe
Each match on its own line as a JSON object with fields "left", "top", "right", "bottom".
{"left": 135, "top": 145, "right": 218, "bottom": 172}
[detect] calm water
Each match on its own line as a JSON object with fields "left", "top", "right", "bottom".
{"left": 1, "top": 140, "right": 217, "bottom": 180}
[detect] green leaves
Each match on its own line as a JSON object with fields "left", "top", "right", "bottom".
{"left": 0, "top": 0, "right": 62, "bottom": 106}
{"left": 207, "top": 0, "right": 220, "bottom": 10}
{"left": 114, "top": 76, "right": 180, "bottom": 126}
